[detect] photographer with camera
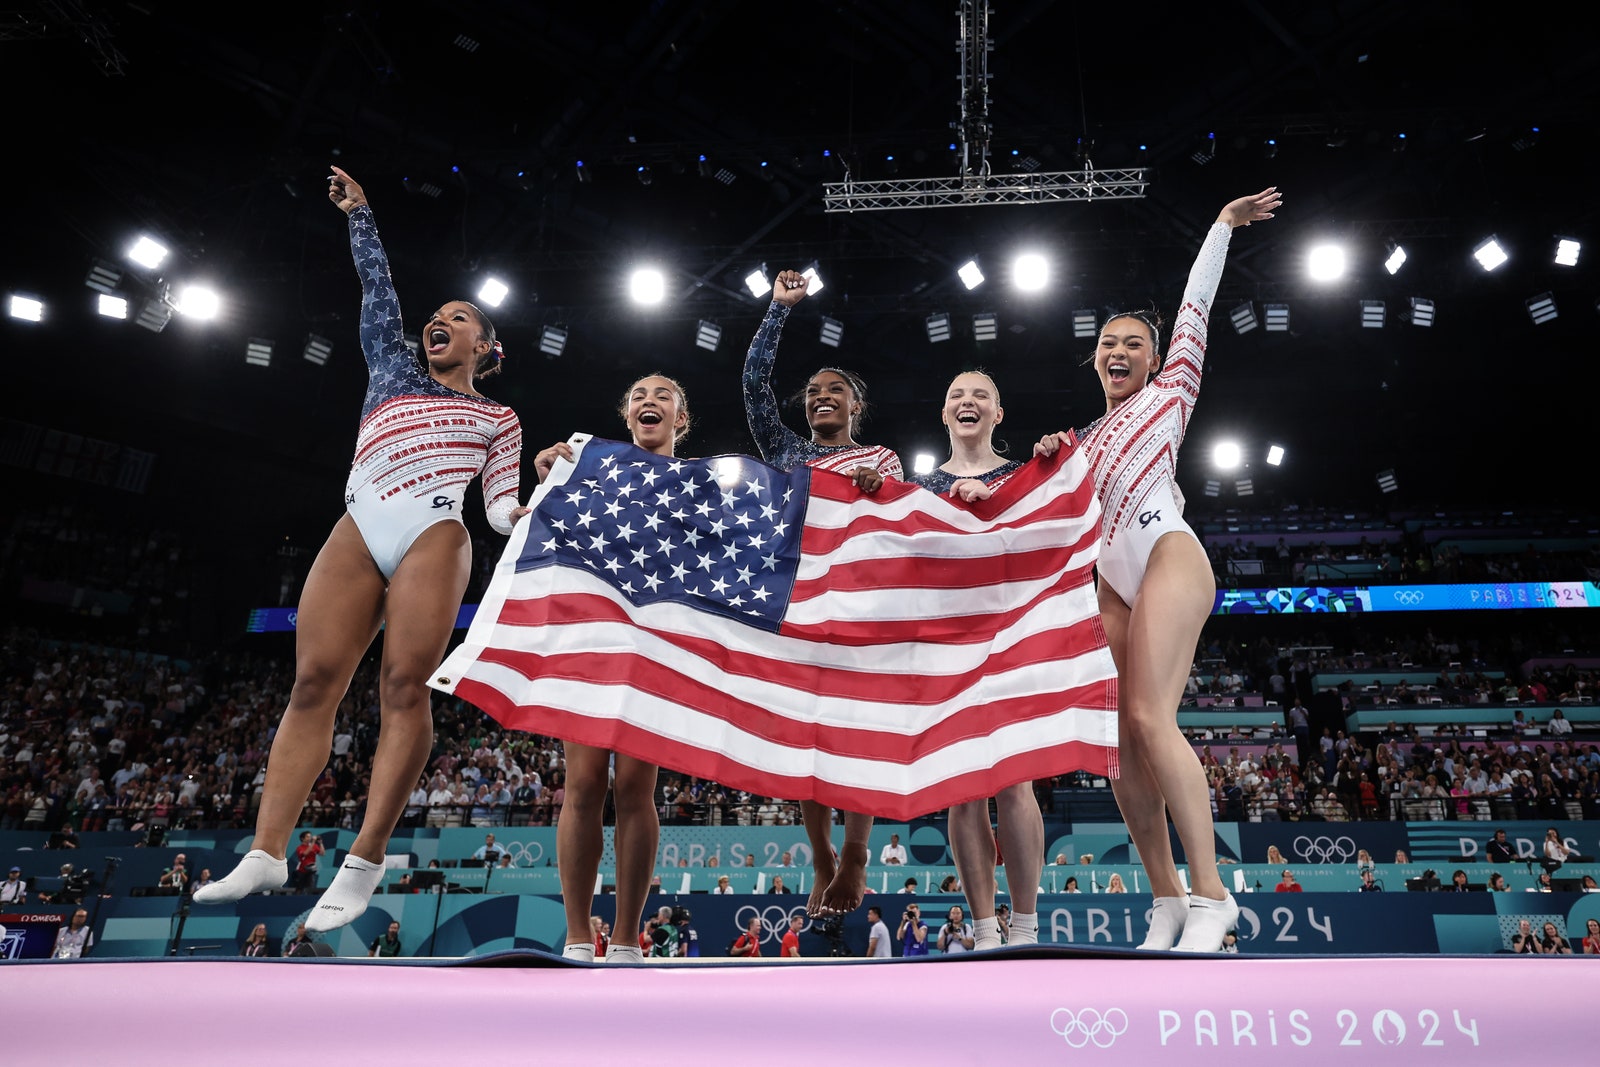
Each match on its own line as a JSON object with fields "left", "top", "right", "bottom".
{"left": 645, "top": 905, "right": 679, "bottom": 959}
{"left": 898, "top": 902, "right": 929, "bottom": 958}
{"left": 937, "top": 904, "right": 974, "bottom": 955}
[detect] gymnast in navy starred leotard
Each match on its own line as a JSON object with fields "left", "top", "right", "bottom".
{"left": 195, "top": 166, "right": 527, "bottom": 933}
{"left": 741, "top": 268, "right": 900, "bottom": 919}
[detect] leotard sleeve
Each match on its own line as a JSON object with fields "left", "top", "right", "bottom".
{"left": 1149, "top": 220, "right": 1232, "bottom": 435}
{"left": 347, "top": 204, "right": 417, "bottom": 382}
{"left": 740, "top": 301, "right": 810, "bottom": 468}
{"left": 481, "top": 408, "right": 525, "bottom": 535}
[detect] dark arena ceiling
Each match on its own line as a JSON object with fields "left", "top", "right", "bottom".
{"left": 5, "top": 1, "right": 1599, "bottom": 539}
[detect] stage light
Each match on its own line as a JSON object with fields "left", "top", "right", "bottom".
{"left": 1230, "top": 303, "right": 1258, "bottom": 334}
{"left": 454, "top": 34, "right": 480, "bottom": 53}
{"left": 1266, "top": 445, "right": 1285, "bottom": 466}
{"left": 1526, "top": 292, "right": 1558, "bottom": 325}
{"left": 245, "top": 337, "right": 274, "bottom": 367}
{"left": 1555, "top": 239, "right": 1581, "bottom": 267}
{"left": 630, "top": 269, "right": 665, "bottom": 305}
{"left": 913, "top": 453, "right": 937, "bottom": 476}
{"left": 1191, "top": 131, "right": 1216, "bottom": 166}
{"left": 819, "top": 317, "right": 844, "bottom": 348}
{"left": 1377, "top": 469, "right": 1398, "bottom": 494}
{"left": 925, "top": 313, "right": 951, "bottom": 343}
{"left": 958, "top": 260, "right": 984, "bottom": 290}
{"left": 477, "top": 277, "right": 509, "bottom": 308}
{"left": 1410, "top": 297, "right": 1435, "bottom": 327}
{"left": 972, "top": 312, "right": 997, "bottom": 342}
{"left": 1385, "top": 244, "right": 1408, "bottom": 275}
{"left": 574, "top": 160, "right": 590, "bottom": 184}
{"left": 1473, "top": 236, "right": 1508, "bottom": 272}
{"left": 1361, "top": 300, "right": 1386, "bottom": 328}
{"left": 539, "top": 325, "right": 568, "bottom": 358}
{"left": 715, "top": 167, "right": 736, "bottom": 185}
{"left": 743, "top": 268, "right": 769, "bottom": 298}
{"left": 97, "top": 294, "right": 128, "bottom": 319}
{"left": 1072, "top": 309, "right": 1098, "bottom": 339}
{"left": 128, "top": 235, "right": 168, "bottom": 269}
{"left": 135, "top": 297, "right": 172, "bottom": 333}
{"left": 303, "top": 335, "right": 332, "bottom": 365}
{"left": 8, "top": 294, "right": 43, "bottom": 322}
{"left": 1262, "top": 138, "right": 1277, "bottom": 160}
{"left": 1013, "top": 254, "right": 1048, "bottom": 292}
{"left": 174, "top": 285, "right": 220, "bottom": 320}
{"left": 85, "top": 260, "right": 123, "bottom": 294}
{"left": 697, "top": 154, "right": 713, "bottom": 179}
{"left": 1236, "top": 478, "right": 1254, "bottom": 497}
{"left": 695, "top": 320, "right": 722, "bottom": 351}
{"left": 801, "top": 264, "right": 825, "bottom": 296}
{"left": 1511, "top": 126, "right": 1540, "bottom": 152}
{"left": 636, "top": 165, "right": 652, "bottom": 187}
{"left": 1203, "top": 479, "right": 1221, "bottom": 498}
{"left": 1307, "top": 244, "right": 1346, "bottom": 281}
{"left": 1213, "top": 441, "right": 1242, "bottom": 470}
{"left": 1264, "top": 304, "right": 1290, "bottom": 331}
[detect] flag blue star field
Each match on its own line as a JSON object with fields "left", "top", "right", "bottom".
{"left": 432, "top": 433, "right": 1118, "bottom": 819}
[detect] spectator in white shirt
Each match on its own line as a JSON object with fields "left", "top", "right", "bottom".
{"left": 879, "top": 833, "right": 907, "bottom": 866}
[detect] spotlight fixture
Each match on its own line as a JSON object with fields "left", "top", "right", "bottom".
{"left": 574, "top": 159, "right": 591, "bottom": 184}
{"left": 629, "top": 269, "right": 665, "bottom": 305}
{"left": 1262, "top": 138, "right": 1278, "bottom": 160}
{"left": 1213, "top": 441, "right": 1241, "bottom": 470}
{"left": 1472, "top": 236, "right": 1508, "bottom": 272}
{"left": 135, "top": 297, "right": 172, "bottom": 333}
{"left": 819, "top": 317, "right": 844, "bottom": 348}
{"left": 1230, "top": 303, "right": 1258, "bottom": 334}
{"left": 1555, "top": 239, "right": 1581, "bottom": 267}
{"left": 174, "top": 285, "right": 220, "bottom": 320}
{"left": 539, "top": 325, "right": 568, "bottom": 358}
{"left": 477, "top": 277, "right": 509, "bottom": 308}
{"left": 417, "top": 181, "right": 444, "bottom": 199}
{"left": 1409, "top": 297, "right": 1435, "bottom": 328}
{"left": 245, "top": 337, "right": 274, "bottom": 368}
{"left": 1072, "top": 309, "right": 1098, "bottom": 339}
{"left": 695, "top": 320, "right": 723, "bottom": 351}
{"left": 714, "top": 167, "right": 737, "bottom": 185}
{"left": 1203, "top": 479, "right": 1221, "bottom": 498}
{"left": 1307, "top": 245, "right": 1346, "bottom": 282}
{"left": 303, "top": 335, "right": 332, "bottom": 365}
{"left": 1013, "top": 254, "right": 1048, "bottom": 292}
{"left": 743, "top": 268, "right": 769, "bottom": 298}
{"left": 1264, "top": 304, "right": 1290, "bottom": 332}
{"left": 1191, "top": 131, "right": 1216, "bottom": 166}
{"left": 1361, "top": 300, "right": 1386, "bottom": 328}
{"left": 1526, "top": 292, "right": 1558, "bottom": 325}
{"left": 925, "top": 313, "right": 952, "bottom": 343}
{"left": 1391, "top": 131, "right": 1408, "bottom": 153}
{"left": 1265, "top": 445, "right": 1285, "bottom": 467}
{"left": 636, "top": 165, "right": 653, "bottom": 187}
{"left": 453, "top": 33, "right": 480, "bottom": 53}
{"left": 85, "top": 259, "right": 123, "bottom": 294}
{"left": 1511, "top": 126, "right": 1540, "bottom": 152}
{"left": 957, "top": 260, "right": 984, "bottom": 290}
{"left": 1376, "top": 469, "right": 1398, "bottom": 494}
{"left": 8, "top": 294, "right": 44, "bottom": 322}
{"left": 1384, "top": 244, "right": 1408, "bottom": 275}
{"left": 801, "top": 264, "right": 825, "bottom": 295}
{"left": 972, "top": 312, "right": 998, "bottom": 342}
{"left": 97, "top": 294, "right": 128, "bottom": 319}
{"left": 127, "top": 235, "right": 169, "bottom": 270}
{"left": 1235, "top": 478, "right": 1254, "bottom": 497}
{"left": 912, "top": 452, "right": 937, "bottom": 476}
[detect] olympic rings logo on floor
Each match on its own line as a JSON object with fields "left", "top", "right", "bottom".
{"left": 1049, "top": 1008, "right": 1128, "bottom": 1048}
{"left": 1292, "top": 834, "right": 1356, "bottom": 862}
{"left": 732, "top": 904, "right": 811, "bottom": 944}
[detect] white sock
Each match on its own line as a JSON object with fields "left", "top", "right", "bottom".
{"left": 192, "top": 849, "right": 286, "bottom": 904}
{"left": 1172, "top": 891, "right": 1239, "bottom": 954}
{"left": 605, "top": 944, "right": 644, "bottom": 963}
{"left": 973, "top": 915, "right": 1002, "bottom": 950}
{"left": 306, "top": 854, "right": 385, "bottom": 933}
{"left": 1008, "top": 911, "right": 1038, "bottom": 945}
{"left": 1138, "top": 896, "right": 1189, "bottom": 951}
{"left": 561, "top": 942, "right": 595, "bottom": 962}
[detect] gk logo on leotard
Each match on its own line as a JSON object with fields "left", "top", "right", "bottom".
{"left": 431, "top": 495, "right": 454, "bottom": 510}
{"left": 1138, "top": 509, "right": 1162, "bottom": 528}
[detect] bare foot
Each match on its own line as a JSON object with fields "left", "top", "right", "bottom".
{"left": 819, "top": 842, "right": 869, "bottom": 916}
{"left": 807, "top": 847, "right": 838, "bottom": 917}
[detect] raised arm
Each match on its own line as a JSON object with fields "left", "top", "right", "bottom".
{"left": 329, "top": 165, "right": 413, "bottom": 379}
{"left": 740, "top": 270, "right": 811, "bottom": 464}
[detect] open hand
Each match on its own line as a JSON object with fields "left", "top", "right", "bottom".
{"left": 1220, "top": 187, "right": 1281, "bottom": 229}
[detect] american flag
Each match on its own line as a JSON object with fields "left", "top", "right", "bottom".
{"left": 431, "top": 433, "right": 1119, "bottom": 819}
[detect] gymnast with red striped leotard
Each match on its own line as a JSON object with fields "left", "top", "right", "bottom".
{"left": 1035, "top": 188, "right": 1281, "bottom": 952}
{"left": 196, "top": 166, "right": 526, "bottom": 933}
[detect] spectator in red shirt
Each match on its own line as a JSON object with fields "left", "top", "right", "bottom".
{"left": 781, "top": 913, "right": 804, "bottom": 958}
{"left": 292, "top": 831, "right": 324, "bottom": 892}
{"left": 730, "top": 916, "right": 763, "bottom": 958}
{"left": 1275, "top": 869, "right": 1302, "bottom": 893}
